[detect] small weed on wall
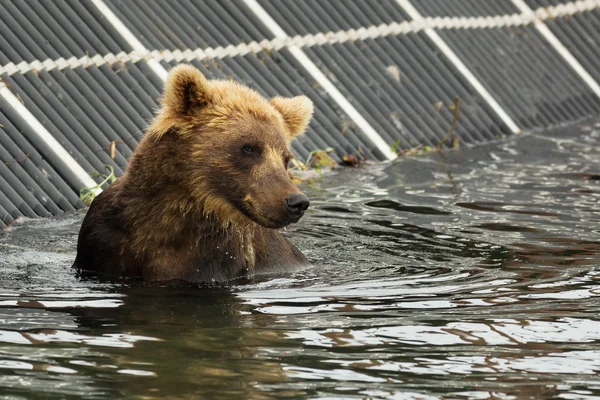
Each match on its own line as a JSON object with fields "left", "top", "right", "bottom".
{"left": 79, "top": 165, "right": 116, "bottom": 205}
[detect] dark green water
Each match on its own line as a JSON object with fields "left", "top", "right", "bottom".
{"left": 1, "top": 122, "right": 600, "bottom": 399}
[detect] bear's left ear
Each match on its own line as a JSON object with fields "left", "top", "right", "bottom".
{"left": 270, "top": 96, "right": 314, "bottom": 138}
{"left": 163, "top": 64, "right": 210, "bottom": 116}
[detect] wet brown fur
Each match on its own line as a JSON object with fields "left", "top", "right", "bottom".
{"left": 74, "top": 65, "right": 313, "bottom": 282}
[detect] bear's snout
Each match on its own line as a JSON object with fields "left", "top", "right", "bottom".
{"left": 285, "top": 193, "right": 310, "bottom": 219}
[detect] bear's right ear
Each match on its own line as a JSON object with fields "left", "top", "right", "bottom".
{"left": 163, "top": 65, "right": 210, "bottom": 116}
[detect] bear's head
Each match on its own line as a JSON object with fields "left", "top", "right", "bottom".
{"left": 148, "top": 64, "right": 314, "bottom": 229}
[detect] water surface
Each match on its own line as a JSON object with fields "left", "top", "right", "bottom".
{"left": 1, "top": 121, "right": 600, "bottom": 399}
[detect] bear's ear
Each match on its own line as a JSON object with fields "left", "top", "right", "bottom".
{"left": 270, "top": 96, "right": 314, "bottom": 138}
{"left": 163, "top": 64, "right": 210, "bottom": 116}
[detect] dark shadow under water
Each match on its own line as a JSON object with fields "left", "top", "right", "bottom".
{"left": 1, "top": 121, "right": 600, "bottom": 399}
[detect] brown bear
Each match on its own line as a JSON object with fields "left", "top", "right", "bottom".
{"left": 74, "top": 64, "right": 313, "bottom": 282}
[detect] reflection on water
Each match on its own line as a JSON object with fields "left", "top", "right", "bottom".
{"left": 0, "top": 122, "right": 600, "bottom": 399}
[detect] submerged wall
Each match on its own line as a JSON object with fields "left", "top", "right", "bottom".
{"left": 1, "top": 0, "right": 600, "bottom": 226}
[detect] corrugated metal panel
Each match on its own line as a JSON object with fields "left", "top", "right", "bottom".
{"left": 104, "top": 0, "right": 275, "bottom": 48}
{"left": 0, "top": 96, "right": 80, "bottom": 227}
{"left": 103, "top": 0, "right": 387, "bottom": 160}
{"left": 257, "top": 0, "right": 512, "bottom": 147}
{"left": 4, "top": 69, "right": 126, "bottom": 178}
{"left": 0, "top": 59, "right": 165, "bottom": 193}
{"left": 523, "top": 0, "right": 570, "bottom": 7}
{"left": 0, "top": 0, "right": 159, "bottom": 223}
{"left": 437, "top": 26, "right": 600, "bottom": 131}
{"left": 410, "top": 0, "right": 519, "bottom": 17}
{"left": 541, "top": 9, "right": 600, "bottom": 87}
{"left": 161, "top": 52, "right": 382, "bottom": 161}
{"left": 259, "top": 0, "right": 412, "bottom": 33}
{"left": 1, "top": 0, "right": 600, "bottom": 223}
{"left": 0, "top": 0, "right": 133, "bottom": 63}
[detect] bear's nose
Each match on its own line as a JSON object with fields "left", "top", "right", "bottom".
{"left": 286, "top": 193, "right": 310, "bottom": 215}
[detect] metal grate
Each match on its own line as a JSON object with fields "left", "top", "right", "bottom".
{"left": 523, "top": 0, "right": 573, "bottom": 7}
{"left": 104, "top": 0, "right": 274, "bottom": 48}
{"left": 437, "top": 26, "right": 600, "bottom": 130}
{"left": 103, "top": 0, "right": 384, "bottom": 160}
{"left": 259, "top": 0, "right": 412, "bottom": 34}
{"left": 1, "top": 0, "right": 600, "bottom": 221}
{"left": 0, "top": 96, "right": 80, "bottom": 227}
{"left": 0, "top": 0, "right": 132, "bottom": 63}
{"left": 258, "top": 1, "right": 512, "bottom": 146}
{"left": 410, "top": 0, "right": 519, "bottom": 17}
{"left": 542, "top": 9, "right": 600, "bottom": 85}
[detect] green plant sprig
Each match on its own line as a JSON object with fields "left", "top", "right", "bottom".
{"left": 79, "top": 165, "right": 117, "bottom": 205}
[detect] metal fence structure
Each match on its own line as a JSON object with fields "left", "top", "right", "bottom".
{"left": 1, "top": 0, "right": 600, "bottom": 226}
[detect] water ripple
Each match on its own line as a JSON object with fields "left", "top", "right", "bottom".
{"left": 0, "top": 125, "right": 599, "bottom": 399}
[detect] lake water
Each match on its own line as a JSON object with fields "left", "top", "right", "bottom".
{"left": 1, "top": 121, "right": 599, "bottom": 399}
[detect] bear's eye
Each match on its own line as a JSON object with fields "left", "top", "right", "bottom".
{"left": 284, "top": 155, "right": 291, "bottom": 169}
{"left": 241, "top": 145, "right": 259, "bottom": 155}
